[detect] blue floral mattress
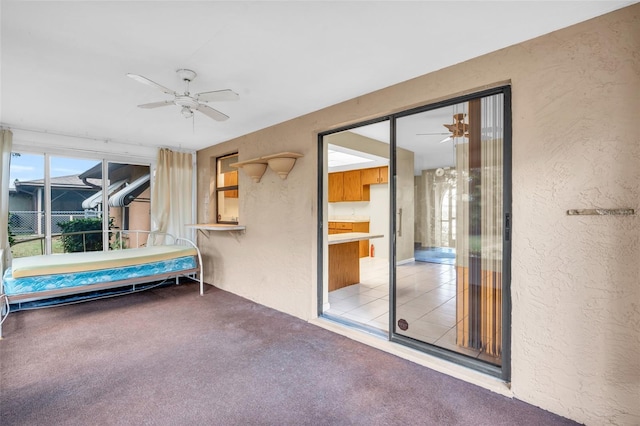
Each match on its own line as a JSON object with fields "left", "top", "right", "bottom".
{"left": 2, "top": 255, "right": 197, "bottom": 297}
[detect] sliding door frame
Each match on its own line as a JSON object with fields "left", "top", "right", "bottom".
{"left": 389, "top": 85, "right": 512, "bottom": 380}
{"left": 316, "top": 116, "right": 392, "bottom": 320}
{"left": 317, "top": 85, "right": 512, "bottom": 381}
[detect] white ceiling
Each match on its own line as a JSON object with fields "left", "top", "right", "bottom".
{"left": 1, "top": 1, "right": 634, "bottom": 153}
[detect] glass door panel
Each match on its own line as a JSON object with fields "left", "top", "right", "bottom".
{"left": 394, "top": 92, "right": 506, "bottom": 367}
{"left": 320, "top": 120, "right": 391, "bottom": 333}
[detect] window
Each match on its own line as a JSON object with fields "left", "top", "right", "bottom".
{"left": 215, "top": 153, "right": 239, "bottom": 224}
{"left": 9, "top": 153, "right": 151, "bottom": 257}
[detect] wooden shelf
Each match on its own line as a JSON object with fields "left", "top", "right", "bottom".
{"left": 186, "top": 224, "right": 246, "bottom": 239}
{"left": 186, "top": 224, "right": 246, "bottom": 231}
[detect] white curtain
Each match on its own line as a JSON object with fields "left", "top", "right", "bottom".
{"left": 151, "top": 148, "right": 193, "bottom": 243}
{"left": 1, "top": 130, "right": 13, "bottom": 270}
{"left": 455, "top": 95, "right": 504, "bottom": 357}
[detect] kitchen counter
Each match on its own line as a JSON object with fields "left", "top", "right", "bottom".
{"left": 328, "top": 232, "right": 383, "bottom": 245}
{"left": 328, "top": 233, "right": 384, "bottom": 291}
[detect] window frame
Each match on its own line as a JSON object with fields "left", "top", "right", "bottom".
{"left": 9, "top": 148, "right": 153, "bottom": 256}
{"left": 215, "top": 152, "right": 239, "bottom": 225}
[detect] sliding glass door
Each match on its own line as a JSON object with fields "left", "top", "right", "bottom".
{"left": 317, "top": 86, "right": 510, "bottom": 378}
{"left": 391, "top": 88, "right": 510, "bottom": 376}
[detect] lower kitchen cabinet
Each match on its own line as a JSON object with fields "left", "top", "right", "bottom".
{"left": 328, "top": 221, "right": 370, "bottom": 257}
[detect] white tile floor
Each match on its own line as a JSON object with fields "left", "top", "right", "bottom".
{"left": 325, "top": 256, "right": 499, "bottom": 364}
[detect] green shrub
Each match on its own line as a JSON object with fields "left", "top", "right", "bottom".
{"left": 58, "top": 217, "right": 116, "bottom": 253}
{"left": 8, "top": 225, "right": 15, "bottom": 246}
{"left": 8, "top": 213, "right": 16, "bottom": 246}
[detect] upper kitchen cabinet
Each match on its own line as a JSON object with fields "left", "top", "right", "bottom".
{"left": 329, "top": 170, "right": 365, "bottom": 202}
{"left": 328, "top": 172, "right": 344, "bottom": 202}
{"left": 342, "top": 170, "right": 362, "bottom": 201}
{"left": 224, "top": 170, "right": 238, "bottom": 198}
{"left": 360, "top": 166, "right": 388, "bottom": 185}
{"left": 329, "top": 166, "right": 389, "bottom": 203}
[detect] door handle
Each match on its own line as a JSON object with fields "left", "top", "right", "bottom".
{"left": 505, "top": 213, "right": 511, "bottom": 242}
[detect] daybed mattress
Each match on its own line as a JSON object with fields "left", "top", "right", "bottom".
{"left": 10, "top": 245, "right": 197, "bottom": 278}
{"left": 2, "top": 246, "right": 198, "bottom": 297}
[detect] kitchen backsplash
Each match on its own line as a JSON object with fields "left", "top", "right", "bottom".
{"left": 328, "top": 200, "right": 371, "bottom": 220}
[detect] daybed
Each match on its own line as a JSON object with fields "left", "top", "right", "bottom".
{"left": 0, "top": 231, "right": 203, "bottom": 337}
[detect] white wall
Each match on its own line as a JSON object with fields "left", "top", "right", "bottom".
{"left": 368, "top": 185, "right": 389, "bottom": 260}
{"left": 328, "top": 183, "right": 389, "bottom": 259}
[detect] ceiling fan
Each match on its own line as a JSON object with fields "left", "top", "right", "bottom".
{"left": 418, "top": 113, "right": 469, "bottom": 143}
{"left": 127, "top": 69, "right": 238, "bottom": 121}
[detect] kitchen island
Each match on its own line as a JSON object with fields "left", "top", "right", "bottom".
{"left": 328, "top": 232, "right": 383, "bottom": 291}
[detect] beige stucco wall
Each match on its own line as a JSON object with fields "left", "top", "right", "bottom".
{"left": 197, "top": 5, "right": 639, "bottom": 425}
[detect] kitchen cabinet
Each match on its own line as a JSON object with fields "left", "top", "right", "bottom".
{"left": 329, "top": 166, "right": 388, "bottom": 203}
{"left": 224, "top": 171, "right": 238, "bottom": 198}
{"left": 328, "top": 170, "right": 366, "bottom": 202}
{"left": 328, "top": 221, "right": 369, "bottom": 257}
{"left": 361, "top": 166, "right": 389, "bottom": 185}
{"left": 329, "top": 241, "right": 360, "bottom": 291}
{"left": 342, "top": 170, "right": 362, "bottom": 201}
{"left": 328, "top": 173, "right": 343, "bottom": 202}
{"left": 328, "top": 232, "right": 384, "bottom": 291}
{"left": 328, "top": 171, "right": 365, "bottom": 202}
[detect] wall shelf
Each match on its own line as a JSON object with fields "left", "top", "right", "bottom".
{"left": 231, "top": 152, "right": 303, "bottom": 181}
{"left": 229, "top": 158, "right": 268, "bottom": 182}
{"left": 186, "top": 223, "right": 246, "bottom": 238}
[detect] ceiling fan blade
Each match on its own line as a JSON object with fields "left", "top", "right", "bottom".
{"left": 138, "top": 100, "right": 175, "bottom": 109}
{"left": 196, "top": 89, "right": 239, "bottom": 102}
{"left": 439, "top": 136, "right": 453, "bottom": 143}
{"left": 127, "top": 73, "right": 176, "bottom": 96}
{"left": 195, "top": 104, "right": 229, "bottom": 121}
{"left": 416, "top": 132, "right": 450, "bottom": 136}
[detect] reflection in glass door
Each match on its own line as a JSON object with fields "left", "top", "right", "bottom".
{"left": 393, "top": 89, "right": 510, "bottom": 373}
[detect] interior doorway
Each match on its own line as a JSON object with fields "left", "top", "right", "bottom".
{"left": 320, "top": 120, "right": 391, "bottom": 334}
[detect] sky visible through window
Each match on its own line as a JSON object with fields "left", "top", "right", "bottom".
{"left": 9, "top": 153, "right": 100, "bottom": 189}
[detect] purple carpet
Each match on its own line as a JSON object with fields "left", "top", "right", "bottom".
{"left": 0, "top": 283, "right": 578, "bottom": 425}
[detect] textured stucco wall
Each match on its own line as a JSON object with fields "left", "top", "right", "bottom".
{"left": 507, "top": 7, "right": 639, "bottom": 425}
{"left": 197, "top": 5, "right": 639, "bottom": 425}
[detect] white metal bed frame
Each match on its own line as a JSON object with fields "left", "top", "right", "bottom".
{"left": 0, "top": 230, "right": 204, "bottom": 338}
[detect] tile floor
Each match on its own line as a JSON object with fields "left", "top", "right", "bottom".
{"left": 325, "top": 256, "right": 500, "bottom": 364}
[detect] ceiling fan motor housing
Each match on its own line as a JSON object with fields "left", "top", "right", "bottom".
{"left": 174, "top": 95, "right": 199, "bottom": 109}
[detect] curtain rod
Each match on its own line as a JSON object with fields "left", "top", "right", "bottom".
{"left": 0, "top": 123, "right": 158, "bottom": 147}
{"left": 0, "top": 123, "right": 193, "bottom": 153}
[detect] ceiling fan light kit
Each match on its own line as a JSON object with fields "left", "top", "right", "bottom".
{"left": 181, "top": 106, "right": 193, "bottom": 118}
{"left": 127, "top": 68, "right": 238, "bottom": 122}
